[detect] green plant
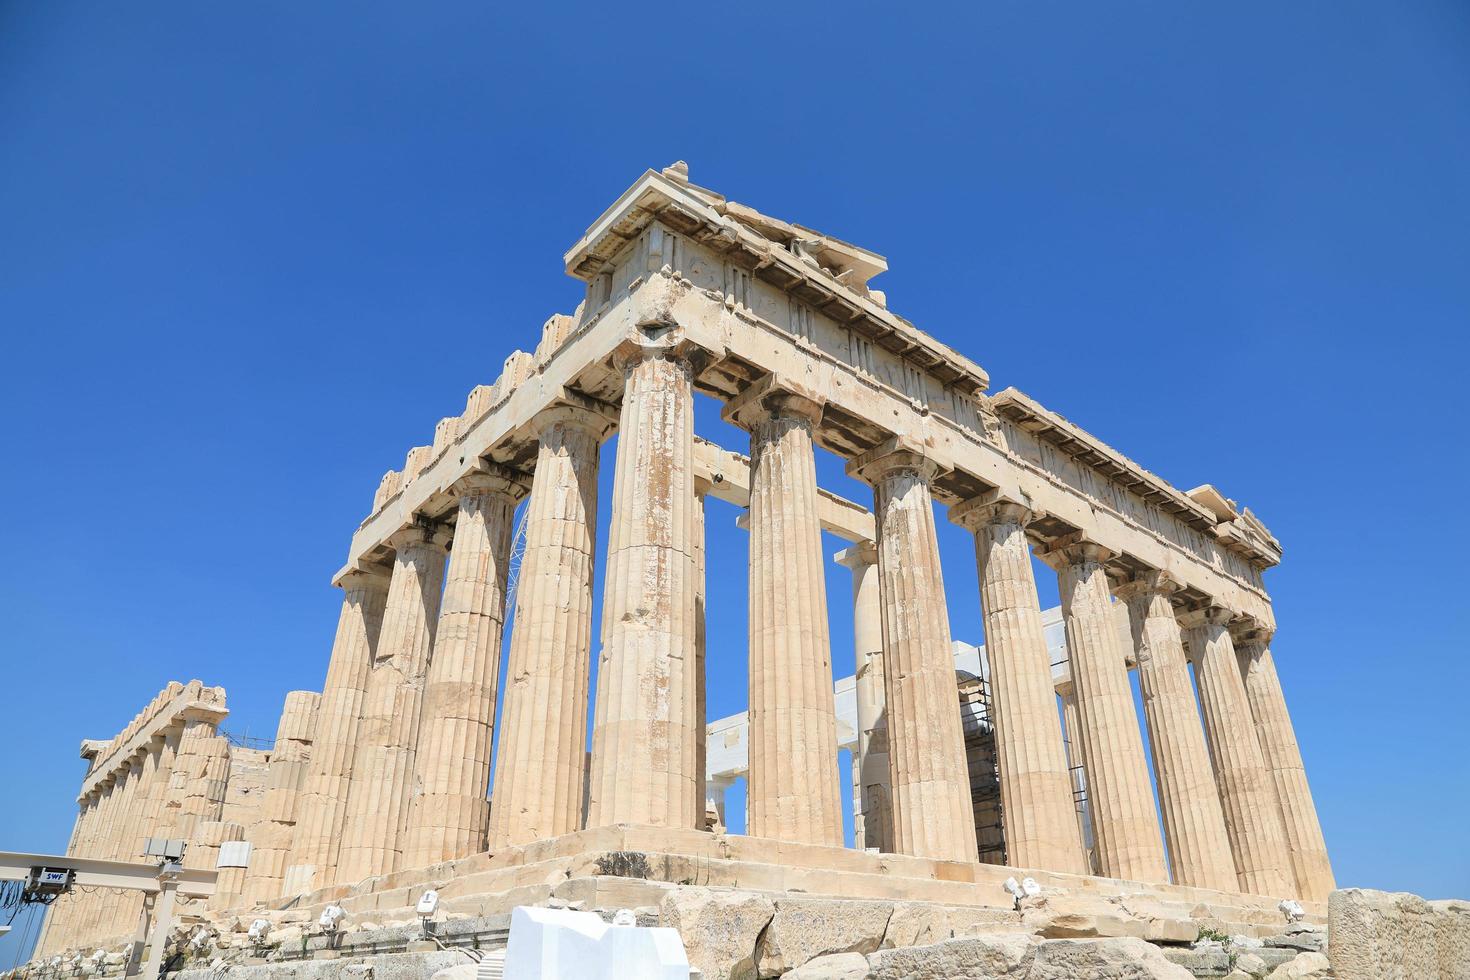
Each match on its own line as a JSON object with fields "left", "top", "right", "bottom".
{"left": 1196, "top": 927, "right": 1229, "bottom": 943}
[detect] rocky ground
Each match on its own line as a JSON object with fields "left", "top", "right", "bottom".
{"left": 7, "top": 886, "right": 1464, "bottom": 979}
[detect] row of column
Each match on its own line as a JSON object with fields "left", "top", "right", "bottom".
{"left": 274, "top": 335, "right": 1330, "bottom": 908}
{"left": 40, "top": 711, "right": 226, "bottom": 955}
{"left": 836, "top": 487, "right": 1333, "bottom": 901}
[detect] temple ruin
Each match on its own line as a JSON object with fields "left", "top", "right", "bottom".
{"left": 26, "top": 162, "right": 1339, "bottom": 972}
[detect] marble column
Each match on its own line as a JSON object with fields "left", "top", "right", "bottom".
{"left": 951, "top": 494, "right": 1087, "bottom": 875}
{"left": 114, "top": 736, "right": 171, "bottom": 937}
{"left": 849, "top": 443, "right": 977, "bottom": 863}
{"left": 100, "top": 756, "right": 148, "bottom": 938}
{"left": 73, "top": 777, "right": 119, "bottom": 945}
{"left": 587, "top": 347, "right": 701, "bottom": 829}
{"left": 727, "top": 383, "right": 842, "bottom": 846}
{"left": 1183, "top": 607, "right": 1293, "bottom": 897}
{"left": 1115, "top": 574, "right": 1237, "bottom": 892}
{"left": 287, "top": 569, "right": 389, "bottom": 893}
{"left": 1056, "top": 682, "right": 1099, "bottom": 874}
{"left": 337, "top": 524, "right": 449, "bottom": 882}
{"left": 199, "top": 820, "right": 247, "bottom": 909}
{"left": 405, "top": 469, "right": 525, "bottom": 868}
{"left": 1039, "top": 534, "right": 1167, "bottom": 883}
{"left": 245, "top": 691, "right": 320, "bottom": 903}
{"left": 60, "top": 796, "right": 106, "bottom": 950}
{"left": 693, "top": 489, "right": 708, "bottom": 829}
{"left": 488, "top": 408, "right": 609, "bottom": 847}
{"left": 36, "top": 796, "right": 93, "bottom": 954}
{"left": 836, "top": 541, "right": 892, "bottom": 853}
{"left": 1235, "top": 629, "right": 1335, "bottom": 902}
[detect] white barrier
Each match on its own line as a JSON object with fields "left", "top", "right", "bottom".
{"left": 503, "top": 906, "right": 689, "bottom": 980}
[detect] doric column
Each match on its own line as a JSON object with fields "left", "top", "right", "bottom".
{"left": 836, "top": 541, "right": 892, "bottom": 853}
{"left": 1056, "top": 681, "right": 1098, "bottom": 874}
{"left": 587, "top": 345, "right": 701, "bottom": 829}
{"left": 336, "top": 523, "right": 449, "bottom": 882}
{"left": 113, "top": 735, "right": 172, "bottom": 937}
{"left": 244, "top": 691, "right": 320, "bottom": 904}
{"left": 1235, "top": 628, "right": 1335, "bottom": 902}
{"left": 198, "top": 820, "right": 247, "bottom": 909}
{"left": 848, "top": 441, "right": 977, "bottom": 863}
{"left": 98, "top": 757, "right": 148, "bottom": 940}
{"left": 1182, "top": 607, "right": 1293, "bottom": 897}
{"left": 488, "top": 407, "right": 609, "bottom": 848}
{"left": 1038, "top": 533, "right": 1167, "bottom": 883}
{"left": 405, "top": 468, "right": 526, "bottom": 868}
{"left": 72, "top": 778, "right": 118, "bottom": 945}
{"left": 725, "top": 380, "right": 842, "bottom": 846}
{"left": 286, "top": 568, "right": 388, "bottom": 894}
{"left": 36, "top": 795, "right": 92, "bottom": 954}
{"left": 693, "top": 489, "right": 708, "bottom": 829}
{"left": 950, "top": 494, "right": 1087, "bottom": 874}
{"left": 1115, "top": 574, "right": 1237, "bottom": 892}
{"left": 51, "top": 794, "right": 104, "bottom": 952}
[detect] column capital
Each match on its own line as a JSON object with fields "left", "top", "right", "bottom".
{"left": 332, "top": 564, "right": 391, "bottom": 591}
{"left": 1229, "top": 616, "right": 1274, "bottom": 647}
{"left": 1177, "top": 604, "right": 1234, "bottom": 631}
{"left": 949, "top": 489, "right": 1039, "bottom": 531}
{"left": 1034, "top": 530, "right": 1115, "bottom": 570}
{"left": 845, "top": 436, "right": 947, "bottom": 486}
{"left": 1113, "top": 569, "right": 1183, "bottom": 602}
{"left": 529, "top": 399, "right": 619, "bottom": 442}
{"left": 834, "top": 539, "right": 879, "bottom": 571}
{"left": 450, "top": 462, "right": 530, "bottom": 503}
{"left": 610, "top": 326, "right": 720, "bottom": 376}
{"left": 721, "top": 375, "right": 826, "bottom": 429}
{"left": 387, "top": 522, "right": 452, "bottom": 554}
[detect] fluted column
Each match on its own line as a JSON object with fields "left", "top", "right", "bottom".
{"left": 286, "top": 569, "right": 388, "bottom": 893}
{"left": 1183, "top": 607, "right": 1293, "bottom": 896}
{"left": 244, "top": 691, "right": 320, "bottom": 903}
{"left": 488, "top": 408, "right": 608, "bottom": 848}
{"left": 336, "top": 524, "right": 449, "bottom": 882}
{"left": 36, "top": 796, "right": 93, "bottom": 954}
{"left": 113, "top": 735, "right": 171, "bottom": 937}
{"left": 951, "top": 494, "right": 1087, "bottom": 874}
{"left": 836, "top": 541, "right": 892, "bottom": 853}
{"left": 405, "top": 469, "right": 525, "bottom": 868}
{"left": 849, "top": 442, "right": 976, "bottom": 863}
{"left": 727, "top": 381, "right": 842, "bottom": 846}
{"left": 1115, "top": 574, "right": 1237, "bottom": 892}
{"left": 693, "top": 490, "right": 708, "bottom": 829}
{"left": 75, "top": 781, "right": 121, "bottom": 947}
{"left": 587, "top": 346, "right": 700, "bottom": 829}
{"left": 1235, "top": 629, "right": 1335, "bottom": 901}
{"left": 1056, "top": 682, "right": 1098, "bottom": 873}
{"left": 97, "top": 756, "right": 147, "bottom": 939}
{"left": 1038, "top": 534, "right": 1166, "bottom": 883}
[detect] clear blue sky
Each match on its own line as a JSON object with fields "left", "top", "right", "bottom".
{"left": 3, "top": 1, "right": 1467, "bottom": 964}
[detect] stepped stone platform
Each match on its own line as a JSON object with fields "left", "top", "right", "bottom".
{"left": 258, "top": 826, "right": 1321, "bottom": 940}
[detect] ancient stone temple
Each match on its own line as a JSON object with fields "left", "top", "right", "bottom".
{"left": 28, "top": 163, "right": 1340, "bottom": 975}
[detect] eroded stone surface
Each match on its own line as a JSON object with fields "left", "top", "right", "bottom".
{"left": 658, "top": 887, "right": 774, "bottom": 980}
{"left": 755, "top": 898, "right": 893, "bottom": 976}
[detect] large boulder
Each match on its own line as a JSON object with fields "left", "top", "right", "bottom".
{"left": 1026, "top": 937, "right": 1195, "bottom": 979}
{"left": 756, "top": 899, "right": 892, "bottom": 977}
{"left": 781, "top": 952, "right": 871, "bottom": 980}
{"left": 867, "top": 934, "right": 1036, "bottom": 979}
{"left": 1264, "top": 952, "right": 1331, "bottom": 978}
{"left": 881, "top": 904, "right": 1022, "bottom": 948}
{"left": 1429, "top": 899, "right": 1470, "bottom": 980}
{"left": 1329, "top": 887, "right": 1442, "bottom": 979}
{"left": 428, "top": 965, "right": 477, "bottom": 980}
{"left": 658, "top": 887, "right": 774, "bottom": 980}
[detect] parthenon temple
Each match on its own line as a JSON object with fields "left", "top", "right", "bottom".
{"left": 30, "top": 163, "right": 1336, "bottom": 968}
